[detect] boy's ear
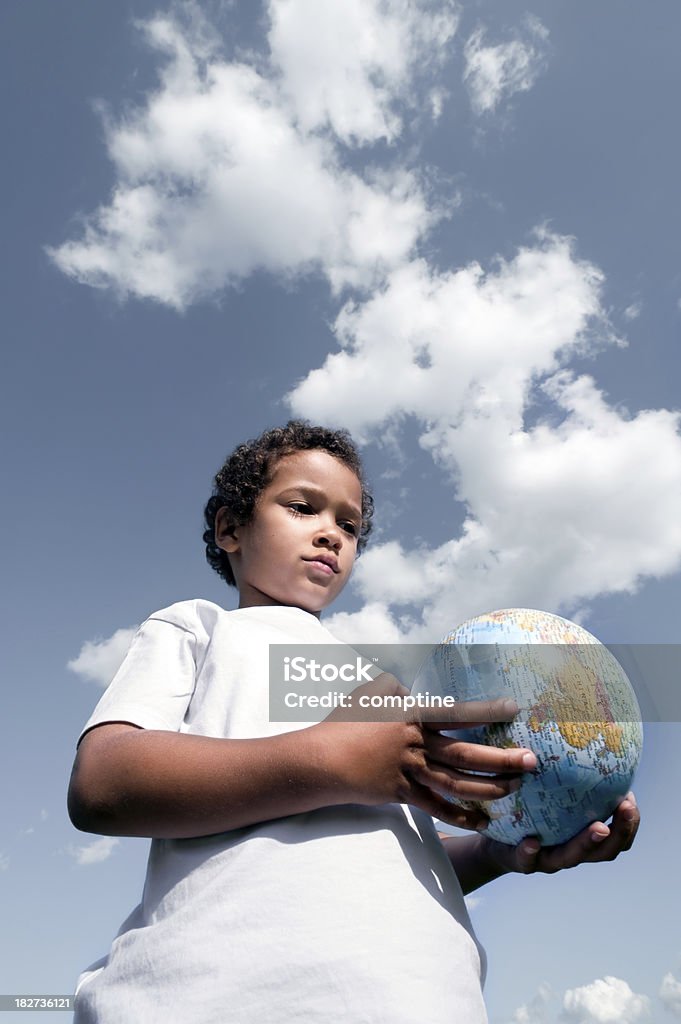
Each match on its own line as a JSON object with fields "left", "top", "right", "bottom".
{"left": 215, "top": 507, "right": 241, "bottom": 553}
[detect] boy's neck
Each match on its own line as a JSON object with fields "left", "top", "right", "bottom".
{"left": 237, "top": 594, "right": 322, "bottom": 620}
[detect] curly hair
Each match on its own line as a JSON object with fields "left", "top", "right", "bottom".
{"left": 203, "top": 420, "right": 374, "bottom": 587}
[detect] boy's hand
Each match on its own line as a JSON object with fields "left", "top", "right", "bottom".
{"left": 315, "top": 672, "right": 537, "bottom": 831}
{"left": 477, "top": 792, "right": 640, "bottom": 875}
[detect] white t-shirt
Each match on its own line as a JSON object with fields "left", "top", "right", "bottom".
{"left": 73, "top": 601, "right": 487, "bottom": 1024}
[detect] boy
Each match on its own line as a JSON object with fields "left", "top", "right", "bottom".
{"left": 68, "top": 421, "right": 639, "bottom": 1023}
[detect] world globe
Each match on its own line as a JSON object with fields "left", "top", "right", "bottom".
{"left": 412, "top": 609, "right": 643, "bottom": 846}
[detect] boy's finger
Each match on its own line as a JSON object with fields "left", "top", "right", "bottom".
{"left": 614, "top": 793, "right": 640, "bottom": 844}
{"left": 537, "top": 798, "right": 640, "bottom": 872}
{"left": 533, "top": 825, "right": 609, "bottom": 873}
{"left": 410, "top": 760, "right": 524, "bottom": 802}
{"left": 427, "top": 733, "right": 537, "bottom": 774}
{"left": 595, "top": 797, "right": 640, "bottom": 854}
{"left": 407, "top": 780, "right": 490, "bottom": 832}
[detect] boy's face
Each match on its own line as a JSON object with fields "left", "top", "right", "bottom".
{"left": 215, "top": 449, "right": 363, "bottom": 616}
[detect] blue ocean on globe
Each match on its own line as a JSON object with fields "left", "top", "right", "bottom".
{"left": 412, "top": 609, "right": 643, "bottom": 846}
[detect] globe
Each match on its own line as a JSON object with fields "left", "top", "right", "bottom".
{"left": 412, "top": 609, "right": 643, "bottom": 846}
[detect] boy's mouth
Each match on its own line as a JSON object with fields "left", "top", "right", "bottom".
{"left": 304, "top": 555, "right": 339, "bottom": 574}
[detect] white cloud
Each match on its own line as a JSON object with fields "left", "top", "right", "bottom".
{"left": 20, "top": 808, "right": 50, "bottom": 837}
{"left": 68, "top": 627, "right": 137, "bottom": 688}
{"left": 464, "top": 16, "right": 549, "bottom": 115}
{"left": 290, "top": 232, "right": 681, "bottom": 641}
{"left": 48, "top": 5, "right": 681, "bottom": 646}
{"left": 509, "top": 982, "right": 553, "bottom": 1024}
{"left": 289, "top": 233, "right": 605, "bottom": 436}
{"left": 269, "top": 0, "right": 459, "bottom": 144}
{"left": 562, "top": 977, "right": 650, "bottom": 1023}
{"left": 325, "top": 600, "right": 407, "bottom": 647}
{"left": 624, "top": 301, "right": 642, "bottom": 321}
{"left": 660, "top": 972, "right": 681, "bottom": 1017}
{"left": 0, "top": 852, "right": 9, "bottom": 872}
{"left": 68, "top": 835, "right": 120, "bottom": 868}
{"left": 68, "top": 836, "right": 120, "bottom": 867}
{"left": 48, "top": 2, "right": 456, "bottom": 308}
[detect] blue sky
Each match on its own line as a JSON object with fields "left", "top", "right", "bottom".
{"left": 2, "top": 2, "right": 681, "bottom": 1021}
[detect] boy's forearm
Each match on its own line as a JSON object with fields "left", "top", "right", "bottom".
{"left": 68, "top": 726, "right": 348, "bottom": 839}
{"left": 441, "top": 833, "right": 509, "bottom": 895}
{"left": 69, "top": 700, "right": 537, "bottom": 840}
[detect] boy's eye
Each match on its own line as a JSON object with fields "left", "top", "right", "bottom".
{"left": 288, "top": 503, "right": 359, "bottom": 537}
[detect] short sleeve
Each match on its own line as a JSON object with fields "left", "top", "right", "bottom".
{"left": 77, "top": 616, "right": 199, "bottom": 745}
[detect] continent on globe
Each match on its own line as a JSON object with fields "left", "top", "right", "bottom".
{"left": 412, "top": 609, "right": 643, "bottom": 846}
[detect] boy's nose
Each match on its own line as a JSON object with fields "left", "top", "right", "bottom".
{"left": 314, "top": 522, "right": 342, "bottom": 549}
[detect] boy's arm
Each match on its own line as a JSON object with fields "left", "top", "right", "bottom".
{"left": 68, "top": 722, "right": 353, "bottom": 839}
{"left": 68, "top": 684, "right": 537, "bottom": 839}
{"left": 441, "top": 792, "right": 640, "bottom": 895}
